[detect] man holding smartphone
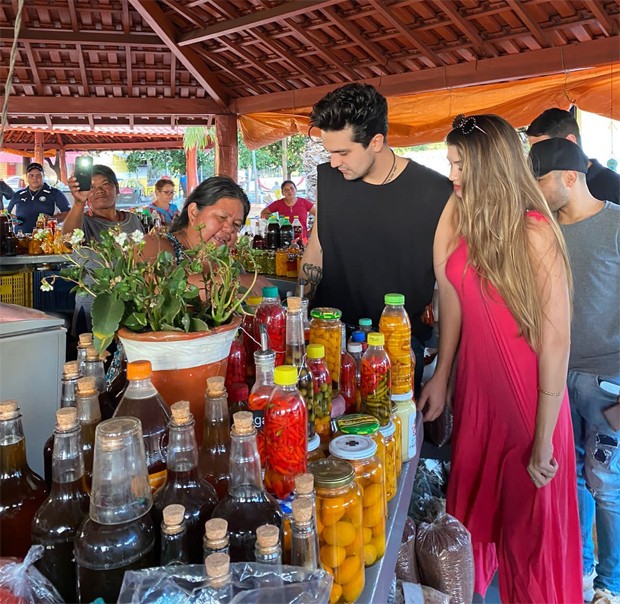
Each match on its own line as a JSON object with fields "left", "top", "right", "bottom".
{"left": 6, "top": 162, "right": 70, "bottom": 233}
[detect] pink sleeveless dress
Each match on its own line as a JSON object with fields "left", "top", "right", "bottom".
{"left": 445, "top": 217, "right": 582, "bottom": 603}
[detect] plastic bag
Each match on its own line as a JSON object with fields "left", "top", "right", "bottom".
{"left": 396, "top": 516, "right": 420, "bottom": 584}
{"left": 0, "top": 546, "right": 63, "bottom": 603}
{"left": 415, "top": 513, "right": 474, "bottom": 604}
{"left": 118, "top": 562, "right": 332, "bottom": 604}
{"left": 400, "top": 581, "right": 450, "bottom": 604}
{"left": 409, "top": 459, "right": 448, "bottom": 525}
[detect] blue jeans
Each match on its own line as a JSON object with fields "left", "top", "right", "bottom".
{"left": 568, "top": 370, "right": 620, "bottom": 595}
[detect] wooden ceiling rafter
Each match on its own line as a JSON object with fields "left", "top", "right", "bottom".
{"left": 505, "top": 0, "right": 553, "bottom": 47}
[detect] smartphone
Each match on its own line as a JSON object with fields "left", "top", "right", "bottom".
{"left": 75, "top": 155, "right": 93, "bottom": 192}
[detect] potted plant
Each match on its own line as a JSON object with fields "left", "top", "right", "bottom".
{"left": 41, "top": 226, "right": 257, "bottom": 435}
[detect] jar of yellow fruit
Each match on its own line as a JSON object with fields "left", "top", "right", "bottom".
{"left": 390, "top": 405, "right": 403, "bottom": 477}
{"left": 328, "top": 435, "right": 386, "bottom": 568}
{"left": 309, "top": 307, "right": 342, "bottom": 391}
{"left": 378, "top": 420, "right": 397, "bottom": 501}
{"left": 308, "top": 458, "right": 365, "bottom": 604}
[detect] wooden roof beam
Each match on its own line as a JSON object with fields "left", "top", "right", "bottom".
{"left": 0, "top": 28, "right": 164, "bottom": 47}
{"left": 22, "top": 42, "right": 43, "bottom": 95}
{"left": 586, "top": 2, "right": 617, "bottom": 36}
{"left": 436, "top": 1, "right": 499, "bottom": 57}
{"left": 178, "top": 0, "right": 343, "bottom": 46}
{"left": 128, "top": 0, "right": 229, "bottom": 107}
{"left": 505, "top": 0, "right": 552, "bottom": 48}
{"left": 3, "top": 141, "right": 184, "bottom": 151}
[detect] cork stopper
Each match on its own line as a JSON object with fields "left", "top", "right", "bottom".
{"left": 292, "top": 497, "right": 313, "bottom": 523}
{"left": 63, "top": 361, "right": 80, "bottom": 378}
{"left": 205, "top": 518, "right": 228, "bottom": 541}
{"left": 78, "top": 333, "right": 93, "bottom": 346}
{"left": 205, "top": 552, "right": 230, "bottom": 580}
{"left": 206, "top": 376, "right": 226, "bottom": 397}
{"left": 85, "top": 346, "right": 100, "bottom": 361}
{"left": 56, "top": 407, "right": 78, "bottom": 431}
{"left": 295, "top": 473, "right": 314, "bottom": 495}
{"left": 256, "top": 524, "right": 280, "bottom": 548}
{"left": 232, "top": 411, "right": 254, "bottom": 435}
{"left": 287, "top": 296, "right": 302, "bottom": 311}
{"left": 171, "top": 401, "right": 191, "bottom": 425}
{"left": 0, "top": 400, "right": 19, "bottom": 420}
{"left": 77, "top": 376, "right": 97, "bottom": 395}
{"left": 163, "top": 504, "right": 185, "bottom": 528}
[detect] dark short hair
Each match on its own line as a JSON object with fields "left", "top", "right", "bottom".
{"left": 309, "top": 83, "right": 388, "bottom": 148}
{"left": 155, "top": 178, "right": 174, "bottom": 192}
{"left": 171, "top": 176, "right": 250, "bottom": 232}
{"left": 526, "top": 108, "right": 582, "bottom": 147}
{"left": 281, "top": 180, "right": 296, "bottom": 191}
{"left": 92, "top": 164, "right": 119, "bottom": 193}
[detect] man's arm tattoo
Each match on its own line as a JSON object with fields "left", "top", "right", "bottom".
{"left": 301, "top": 263, "right": 323, "bottom": 299}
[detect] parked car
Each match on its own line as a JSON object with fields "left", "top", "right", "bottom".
{"left": 116, "top": 180, "right": 147, "bottom": 208}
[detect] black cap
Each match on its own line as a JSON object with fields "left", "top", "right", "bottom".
{"left": 26, "top": 162, "right": 44, "bottom": 173}
{"left": 529, "top": 138, "right": 588, "bottom": 178}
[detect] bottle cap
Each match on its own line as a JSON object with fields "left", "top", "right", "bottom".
{"left": 292, "top": 498, "right": 313, "bottom": 523}
{"left": 347, "top": 342, "right": 362, "bottom": 354}
{"left": 306, "top": 343, "right": 325, "bottom": 359}
{"left": 391, "top": 391, "right": 414, "bottom": 402}
{"left": 205, "top": 553, "right": 230, "bottom": 579}
{"left": 384, "top": 293, "right": 405, "bottom": 305}
{"left": 378, "top": 420, "right": 396, "bottom": 438}
{"left": 85, "top": 346, "right": 101, "bottom": 361}
{"left": 56, "top": 407, "right": 78, "bottom": 431}
{"left": 307, "top": 432, "right": 320, "bottom": 453}
{"left": 310, "top": 307, "right": 342, "bottom": 321}
{"left": 246, "top": 296, "right": 262, "bottom": 306}
{"left": 163, "top": 504, "right": 185, "bottom": 527}
{"left": 77, "top": 376, "right": 98, "bottom": 395}
{"left": 63, "top": 360, "right": 80, "bottom": 378}
{"left": 334, "top": 413, "right": 379, "bottom": 435}
{"left": 206, "top": 376, "right": 226, "bottom": 396}
{"left": 358, "top": 318, "right": 372, "bottom": 327}
{"left": 205, "top": 518, "right": 228, "bottom": 540}
{"left": 254, "top": 349, "right": 276, "bottom": 364}
{"left": 232, "top": 411, "right": 254, "bottom": 435}
{"left": 294, "top": 473, "right": 314, "bottom": 495}
{"left": 274, "top": 365, "right": 298, "bottom": 386}
{"left": 228, "top": 383, "right": 249, "bottom": 403}
{"left": 367, "top": 332, "right": 384, "bottom": 347}
{"left": 287, "top": 296, "right": 302, "bottom": 311}
{"left": 0, "top": 400, "right": 19, "bottom": 420}
{"left": 126, "top": 360, "right": 152, "bottom": 381}
{"left": 256, "top": 524, "right": 279, "bottom": 548}
{"left": 170, "top": 401, "right": 191, "bottom": 424}
{"left": 78, "top": 333, "right": 93, "bottom": 346}
{"left": 329, "top": 434, "right": 377, "bottom": 461}
{"left": 351, "top": 331, "right": 365, "bottom": 343}
{"left": 262, "top": 286, "right": 279, "bottom": 298}
{"left": 308, "top": 458, "right": 355, "bottom": 489}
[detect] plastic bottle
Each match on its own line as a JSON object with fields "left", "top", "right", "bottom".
{"left": 358, "top": 318, "right": 373, "bottom": 337}
{"left": 252, "top": 221, "right": 265, "bottom": 250}
{"left": 256, "top": 286, "right": 286, "bottom": 366}
{"left": 306, "top": 344, "right": 332, "bottom": 446}
{"left": 379, "top": 293, "right": 413, "bottom": 395}
{"left": 292, "top": 215, "right": 303, "bottom": 243}
{"left": 248, "top": 349, "right": 276, "bottom": 466}
{"left": 280, "top": 217, "right": 293, "bottom": 248}
{"left": 391, "top": 391, "right": 417, "bottom": 462}
{"left": 160, "top": 504, "right": 189, "bottom": 566}
{"left": 340, "top": 324, "right": 358, "bottom": 414}
{"left": 347, "top": 341, "right": 363, "bottom": 413}
{"left": 266, "top": 215, "right": 280, "bottom": 250}
{"left": 361, "top": 333, "right": 392, "bottom": 426}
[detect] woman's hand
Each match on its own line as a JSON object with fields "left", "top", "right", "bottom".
{"left": 527, "top": 439, "right": 558, "bottom": 488}
{"left": 418, "top": 374, "right": 448, "bottom": 422}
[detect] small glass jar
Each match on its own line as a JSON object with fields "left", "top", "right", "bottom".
{"left": 307, "top": 433, "right": 325, "bottom": 464}
{"left": 309, "top": 308, "right": 342, "bottom": 391}
{"left": 308, "top": 459, "right": 365, "bottom": 604}
{"left": 390, "top": 405, "right": 402, "bottom": 477}
{"left": 378, "top": 421, "right": 397, "bottom": 502}
{"left": 328, "top": 435, "right": 386, "bottom": 568}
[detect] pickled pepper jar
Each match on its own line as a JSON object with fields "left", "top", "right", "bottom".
{"left": 256, "top": 287, "right": 286, "bottom": 365}
{"left": 309, "top": 307, "right": 342, "bottom": 391}
{"left": 306, "top": 344, "right": 332, "bottom": 446}
{"left": 248, "top": 349, "right": 276, "bottom": 466}
{"left": 264, "top": 366, "right": 308, "bottom": 500}
{"left": 361, "top": 332, "right": 392, "bottom": 426}
{"left": 379, "top": 293, "right": 412, "bottom": 395}
{"left": 308, "top": 458, "right": 365, "bottom": 603}
{"left": 328, "top": 435, "right": 386, "bottom": 568}
{"left": 378, "top": 420, "right": 397, "bottom": 501}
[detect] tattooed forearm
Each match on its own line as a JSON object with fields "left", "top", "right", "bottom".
{"left": 301, "top": 263, "right": 323, "bottom": 299}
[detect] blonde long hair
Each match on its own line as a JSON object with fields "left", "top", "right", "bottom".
{"left": 446, "top": 114, "right": 572, "bottom": 351}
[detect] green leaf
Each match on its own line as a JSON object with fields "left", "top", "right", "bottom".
{"left": 189, "top": 317, "right": 210, "bottom": 331}
{"left": 91, "top": 293, "right": 125, "bottom": 354}
{"left": 123, "top": 311, "right": 147, "bottom": 331}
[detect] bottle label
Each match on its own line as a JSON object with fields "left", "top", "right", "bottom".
{"left": 252, "top": 409, "right": 265, "bottom": 431}
{"left": 149, "top": 469, "right": 167, "bottom": 492}
{"left": 407, "top": 412, "right": 417, "bottom": 460}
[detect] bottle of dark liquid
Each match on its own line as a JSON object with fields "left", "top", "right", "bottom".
{"left": 152, "top": 401, "right": 217, "bottom": 564}
{"left": 280, "top": 217, "right": 293, "bottom": 249}
{"left": 4, "top": 230, "right": 17, "bottom": 256}
{"left": 0, "top": 400, "right": 48, "bottom": 558}
{"left": 75, "top": 376, "right": 102, "bottom": 489}
{"left": 211, "top": 411, "right": 282, "bottom": 562}
{"left": 32, "top": 407, "right": 90, "bottom": 603}
{"left": 83, "top": 345, "right": 117, "bottom": 421}
{"left": 266, "top": 215, "right": 280, "bottom": 250}
{"left": 252, "top": 221, "right": 265, "bottom": 250}
{"left": 203, "top": 517, "right": 229, "bottom": 560}
{"left": 198, "top": 377, "right": 230, "bottom": 499}
{"left": 75, "top": 417, "right": 156, "bottom": 603}
{"left": 114, "top": 360, "right": 170, "bottom": 492}
{"left": 160, "top": 504, "right": 189, "bottom": 566}
{"left": 43, "top": 360, "right": 81, "bottom": 488}
{"left": 76, "top": 333, "right": 93, "bottom": 375}
{"left": 292, "top": 215, "right": 303, "bottom": 243}
{"left": 228, "top": 382, "right": 249, "bottom": 419}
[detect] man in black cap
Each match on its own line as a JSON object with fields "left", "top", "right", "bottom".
{"left": 6, "top": 162, "right": 70, "bottom": 233}
{"left": 530, "top": 137, "right": 620, "bottom": 604}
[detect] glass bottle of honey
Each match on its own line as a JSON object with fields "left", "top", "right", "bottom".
{"left": 75, "top": 375, "right": 102, "bottom": 489}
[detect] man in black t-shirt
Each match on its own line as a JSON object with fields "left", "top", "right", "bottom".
{"left": 300, "top": 83, "right": 452, "bottom": 395}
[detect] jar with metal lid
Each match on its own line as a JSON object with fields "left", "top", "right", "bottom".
{"left": 390, "top": 405, "right": 402, "bottom": 477}
{"left": 378, "top": 421, "right": 397, "bottom": 501}
{"left": 391, "top": 391, "right": 417, "bottom": 462}
{"left": 309, "top": 308, "right": 342, "bottom": 391}
{"left": 328, "top": 435, "right": 386, "bottom": 568}
{"left": 308, "top": 459, "right": 364, "bottom": 604}
{"left": 307, "top": 433, "right": 325, "bottom": 464}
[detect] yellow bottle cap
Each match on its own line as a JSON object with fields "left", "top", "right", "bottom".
{"left": 274, "top": 365, "right": 298, "bottom": 386}
{"left": 307, "top": 343, "right": 325, "bottom": 359}
{"left": 367, "top": 332, "right": 385, "bottom": 347}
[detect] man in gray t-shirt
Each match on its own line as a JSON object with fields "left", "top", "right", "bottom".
{"left": 531, "top": 137, "right": 620, "bottom": 603}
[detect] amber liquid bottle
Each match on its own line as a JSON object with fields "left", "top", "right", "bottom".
{"left": 43, "top": 360, "right": 81, "bottom": 488}
{"left": 75, "top": 376, "right": 102, "bottom": 489}
{"left": 83, "top": 345, "right": 116, "bottom": 421}
{"left": 211, "top": 411, "right": 282, "bottom": 562}
{"left": 32, "top": 408, "right": 90, "bottom": 603}
{"left": 199, "top": 376, "right": 230, "bottom": 499}
{"left": 0, "top": 400, "right": 48, "bottom": 558}
{"left": 114, "top": 360, "right": 170, "bottom": 493}
{"left": 152, "top": 401, "right": 217, "bottom": 564}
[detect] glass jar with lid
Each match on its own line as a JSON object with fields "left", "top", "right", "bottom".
{"left": 378, "top": 421, "right": 397, "bottom": 501}
{"left": 309, "top": 307, "right": 342, "bottom": 391}
{"left": 308, "top": 458, "right": 364, "bottom": 604}
{"left": 328, "top": 435, "right": 386, "bottom": 568}
{"left": 307, "top": 433, "right": 325, "bottom": 464}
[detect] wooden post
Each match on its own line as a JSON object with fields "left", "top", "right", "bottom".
{"left": 214, "top": 114, "right": 238, "bottom": 181}
{"left": 58, "top": 149, "right": 67, "bottom": 184}
{"left": 33, "top": 132, "right": 44, "bottom": 165}
{"left": 186, "top": 146, "right": 198, "bottom": 193}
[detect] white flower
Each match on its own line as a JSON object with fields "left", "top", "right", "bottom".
{"left": 114, "top": 232, "right": 128, "bottom": 247}
{"left": 110, "top": 276, "right": 122, "bottom": 287}
{"left": 130, "top": 230, "right": 144, "bottom": 244}
{"left": 40, "top": 279, "right": 54, "bottom": 292}
{"left": 69, "top": 229, "right": 85, "bottom": 246}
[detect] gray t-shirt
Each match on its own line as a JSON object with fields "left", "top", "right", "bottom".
{"left": 561, "top": 201, "right": 620, "bottom": 377}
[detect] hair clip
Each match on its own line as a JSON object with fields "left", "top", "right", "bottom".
{"left": 452, "top": 114, "right": 486, "bottom": 135}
